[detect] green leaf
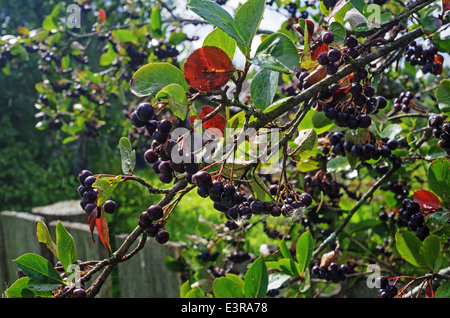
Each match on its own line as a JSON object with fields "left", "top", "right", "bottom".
{"left": 426, "top": 211, "right": 450, "bottom": 233}
{"left": 279, "top": 238, "right": 292, "bottom": 259}
{"left": 290, "top": 128, "right": 318, "bottom": 161}
{"left": 203, "top": 28, "right": 237, "bottom": 61}
{"left": 187, "top": 0, "right": 246, "bottom": 48}
{"left": 328, "top": 21, "right": 346, "bottom": 44}
{"left": 130, "top": 62, "right": 189, "bottom": 97}
{"left": 213, "top": 275, "right": 244, "bottom": 298}
{"left": 312, "top": 110, "right": 334, "bottom": 134}
{"left": 296, "top": 230, "right": 313, "bottom": 275}
{"left": 93, "top": 175, "right": 122, "bottom": 207}
{"left": 278, "top": 258, "right": 300, "bottom": 277}
{"left": 5, "top": 277, "right": 53, "bottom": 298}
{"left": 150, "top": 4, "right": 163, "bottom": 38}
{"left": 13, "top": 253, "right": 65, "bottom": 291}
{"left": 184, "top": 286, "right": 207, "bottom": 298}
{"left": 36, "top": 219, "right": 58, "bottom": 258}
{"left": 251, "top": 172, "right": 274, "bottom": 203}
{"left": 155, "top": 83, "right": 188, "bottom": 120}
{"left": 330, "top": 0, "right": 353, "bottom": 25}
{"left": 250, "top": 68, "right": 279, "bottom": 110}
{"left": 268, "top": 273, "right": 291, "bottom": 290}
{"left": 112, "top": 29, "right": 139, "bottom": 45}
{"left": 169, "top": 31, "right": 187, "bottom": 46}
{"left": 428, "top": 158, "right": 450, "bottom": 205}
{"left": 56, "top": 221, "right": 77, "bottom": 272}
{"left": 243, "top": 256, "right": 268, "bottom": 298}
{"left": 436, "top": 79, "right": 450, "bottom": 115}
{"left": 382, "top": 123, "right": 402, "bottom": 140}
{"left": 422, "top": 235, "right": 442, "bottom": 273}
{"left": 421, "top": 14, "right": 439, "bottom": 34}
{"left": 350, "top": 0, "right": 366, "bottom": 13}
{"left": 119, "top": 137, "right": 136, "bottom": 174}
{"left": 395, "top": 229, "right": 425, "bottom": 268}
{"left": 234, "top": 0, "right": 266, "bottom": 56}
{"left": 435, "top": 281, "right": 450, "bottom": 298}
{"left": 248, "top": 32, "right": 300, "bottom": 73}
{"left": 327, "top": 156, "right": 349, "bottom": 173}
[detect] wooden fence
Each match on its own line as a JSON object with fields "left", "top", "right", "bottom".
{"left": 0, "top": 200, "right": 185, "bottom": 298}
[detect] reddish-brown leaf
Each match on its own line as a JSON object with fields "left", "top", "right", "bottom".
{"left": 444, "top": 0, "right": 450, "bottom": 12}
{"left": 199, "top": 105, "right": 226, "bottom": 136}
{"left": 98, "top": 9, "right": 107, "bottom": 22}
{"left": 311, "top": 41, "right": 329, "bottom": 61}
{"left": 183, "top": 46, "right": 235, "bottom": 92}
{"left": 96, "top": 208, "right": 112, "bottom": 254}
{"left": 433, "top": 54, "right": 444, "bottom": 75}
{"left": 414, "top": 189, "right": 441, "bottom": 211}
{"left": 294, "top": 20, "right": 315, "bottom": 41}
{"left": 87, "top": 206, "right": 112, "bottom": 254}
{"left": 87, "top": 209, "right": 98, "bottom": 243}
{"left": 425, "top": 282, "right": 435, "bottom": 298}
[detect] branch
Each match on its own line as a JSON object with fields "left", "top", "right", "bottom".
{"left": 252, "top": 13, "right": 446, "bottom": 130}
{"left": 85, "top": 178, "right": 188, "bottom": 298}
{"left": 312, "top": 168, "right": 395, "bottom": 258}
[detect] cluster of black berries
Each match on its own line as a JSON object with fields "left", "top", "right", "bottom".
{"left": 405, "top": 41, "right": 441, "bottom": 75}
{"left": 322, "top": 82, "right": 387, "bottom": 129}
{"left": 228, "top": 251, "right": 251, "bottom": 263}
{"left": 126, "top": 44, "right": 147, "bottom": 70}
{"left": 197, "top": 251, "right": 219, "bottom": 263}
{"left": 311, "top": 262, "right": 352, "bottom": 283}
{"left": 398, "top": 198, "right": 429, "bottom": 241}
{"left": 317, "top": 47, "right": 341, "bottom": 75}
{"left": 154, "top": 44, "right": 179, "bottom": 60}
{"left": 322, "top": 0, "right": 338, "bottom": 8}
{"left": 129, "top": 102, "right": 186, "bottom": 184}
{"left": 342, "top": 35, "right": 360, "bottom": 59}
{"left": 328, "top": 131, "right": 402, "bottom": 168}
{"left": 77, "top": 170, "right": 117, "bottom": 217}
{"left": 429, "top": 115, "right": 450, "bottom": 155}
{"left": 304, "top": 173, "right": 341, "bottom": 203}
{"left": 284, "top": 2, "right": 308, "bottom": 19}
{"left": 385, "top": 180, "right": 409, "bottom": 199}
{"left": 392, "top": 91, "right": 415, "bottom": 113}
{"left": 377, "top": 276, "right": 398, "bottom": 298}
{"left": 138, "top": 204, "right": 170, "bottom": 244}
{"left": 191, "top": 170, "right": 313, "bottom": 221}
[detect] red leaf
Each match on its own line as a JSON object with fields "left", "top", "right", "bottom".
{"left": 295, "top": 20, "right": 315, "bottom": 41}
{"left": 96, "top": 208, "right": 112, "bottom": 254}
{"left": 414, "top": 189, "right": 441, "bottom": 211}
{"left": 98, "top": 9, "right": 106, "bottom": 22}
{"left": 199, "top": 105, "right": 226, "bottom": 136}
{"left": 425, "top": 282, "right": 435, "bottom": 298}
{"left": 311, "top": 41, "right": 329, "bottom": 61}
{"left": 433, "top": 54, "right": 444, "bottom": 75}
{"left": 87, "top": 209, "right": 98, "bottom": 243}
{"left": 87, "top": 206, "right": 112, "bottom": 254}
{"left": 444, "top": 0, "right": 450, "bottom": 12}
{"left": 183, "top": 46, "right": 235, "bottom": 92}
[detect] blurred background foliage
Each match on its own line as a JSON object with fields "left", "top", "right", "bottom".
{"left": 0, "top": 0, "right": 211, "bottom": 241}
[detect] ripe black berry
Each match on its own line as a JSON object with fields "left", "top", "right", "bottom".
{"left": 103, "top": 200, "right": 116, "bottom": 214}
{"left": 326, "top": 62, "right": 338, "bottom": 75}
{"left": 322, "top": 32, "right": 334, "bottom": 45}
{"left": 155, "top": 230, "right": 170, "bottom": 244}
{"left": 135, "top": 102, "right": 154, "bottom": 122}
{"left": 344, "top": 36, "right": 358, "bottom": 48}
{"left": 327, "top": 49, "right": 341, "bottom": 63}
{"left": 78, "top": 170, "right": 93, "bottom": 185}
{"left": 148, "top": 204, "right": 164, "bottom": 220}
{"left": 130, "top": 110, "right": 147, "bottom": 128}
